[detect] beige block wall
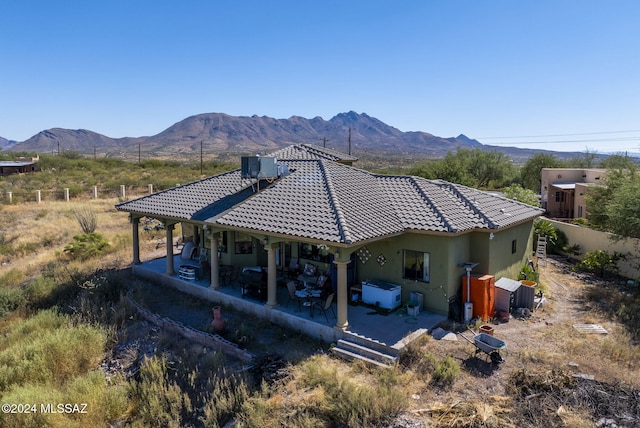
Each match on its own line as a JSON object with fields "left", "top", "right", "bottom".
{"left": 550, "top": 219, "right": 640, "bottom": 280}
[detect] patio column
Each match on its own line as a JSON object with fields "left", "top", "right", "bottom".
{"left": 265, "top": 244, "right": 278, "bottom": 308}
{"left": 165, "top": 223, "right": 175, "bottom": 275}
{"left": 131, "top": 215, "right": 140, "bottom": 265}
{"left": 334, "top": 260, "right": 350, "bottom": 330}
{"left": 210, "top": 234, "right": 220, "bottom": 289}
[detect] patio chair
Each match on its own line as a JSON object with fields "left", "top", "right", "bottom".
{"left": 228, "top": 266, "right": 241, "bottom": 287}
{"left": 284, "top": 257, "right": 299, "bottom": 278}
{"left": 312, "top": 293, "right": 335, "bottom": 322}
{"left": 286, "top": 281, "right": 303, "bottom": 311}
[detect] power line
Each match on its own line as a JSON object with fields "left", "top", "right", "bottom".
{"left": 483, "top": 137, "right": 640, "bottom": 146}
{"left": 477, "top": 129, "right": 640, "bottom": 140}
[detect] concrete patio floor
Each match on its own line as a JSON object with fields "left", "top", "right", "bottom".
{"left": 132, "top": 255, "right": 446, "bottom": 349}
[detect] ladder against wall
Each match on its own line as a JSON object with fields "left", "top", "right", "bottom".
{"left": 535, "top": 236, "right": 547, "bottom": 267}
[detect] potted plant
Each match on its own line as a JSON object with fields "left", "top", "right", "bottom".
{"left": 406, "top": 302, "right": 419, "bottom": 316}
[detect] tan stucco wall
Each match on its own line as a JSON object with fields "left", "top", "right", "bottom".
{"left": 541, "top": 168, "right": 607, "bottom": 218}
{"left": 550, "top": 220, "right": 640, "bottom": 280}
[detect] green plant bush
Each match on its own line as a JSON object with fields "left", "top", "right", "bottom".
{"left": 63, "top": 232, "right": 110, "bottom": 260}
{"left": 256, "top": 355, "right": 407, "bottom": 426}
{"left": 129, "top": 355, "right": 192, "bottom": 428}
{"left": 432, "top": 355, "right": 461, "bottom": 386}
{"left": 0, "top": 309, "right": 107, "bottom": 391}
{"left": 0, "top": 268, "right": 25, "bottom": 287}
{"left": 576, "top": 250, "right": 625, "bottom": 278}
{"left": 0, "top": 287, "right": 25, "bottom": 316}
{"left": 0, "top": 371, "right": 129, "bottom": 428}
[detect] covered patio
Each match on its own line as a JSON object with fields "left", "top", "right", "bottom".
{"left": 133, "top": 253, "right": 446, "bottom": 348}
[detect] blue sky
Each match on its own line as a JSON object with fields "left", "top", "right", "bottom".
{"left": 2, "top": 1, "right": 639, "bottom": 154}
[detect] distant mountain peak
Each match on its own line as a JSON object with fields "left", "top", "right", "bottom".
{"left": 7, "top": 111, "right": 485, "bottom": 158}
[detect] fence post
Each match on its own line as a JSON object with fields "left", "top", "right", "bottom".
{"left": 7, "top": 192, "right": 12, "bottom": 204}
{"left": 148, "top": 184, "right": 154, "bottom": 194}
{"left": 120, "top": 185, "right": 126, "bottom": 199}
{"left": 64, "top": 188, "right": 70, "bottom": 201}
{"left": 36, "top": 190, "right": 41, "bottom": 203}
{"left": 93, "top": 186, "right": 98, "bottom": 199}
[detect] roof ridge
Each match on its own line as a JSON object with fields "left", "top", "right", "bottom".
{"left": 408, "top": 177, "right": 458, "bottom": 233}
{"left": 437, "top": 181, "right": 498, "bottom": 229}
{"left": 318, "top": 160, "right": 354, "bottom": 244}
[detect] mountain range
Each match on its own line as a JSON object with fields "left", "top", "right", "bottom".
{"left": 0, "top": 111, "right": 574, "bottom": 161}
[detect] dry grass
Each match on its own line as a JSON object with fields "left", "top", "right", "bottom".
{"left": 0, "top": 198, "right": 157, "bottom": 278}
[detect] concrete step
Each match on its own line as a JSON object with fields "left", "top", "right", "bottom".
{"left": 342, "top": 330, "right": 399, "bottom": 357}
{"left": 330, "top": 346, "right": 394, "bottom": 368}
{"left": 336, "top": 339, "right": 398, "bottom": 365}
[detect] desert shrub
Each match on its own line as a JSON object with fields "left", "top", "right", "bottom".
{"left": 0, "top": 309, "right": 107, "bottom": 391}
{"left": 23, "top": 275, "right": 57, "bottom": 305}
{"left": 129, "top": 355, "right": 192, "bottom": 428}
{"left": 244, "top": 355, "right": 408, "bottom": 427}
{"left": 0, "top": 371, "right": 128, "bottom": 428}
{"left": 576, "top": 250, "right": 625, "bottom": 278}
{"left": 0, "top": 268, "right": 25, "bottom": 287}
{"left": 572, "top": 217, "right": 589, "bottom": 226}
{"left": 74, "top": 208, "right": 97, "bottom": 234}
{"left": 200, "top": 373, "right": 251, "bottom": 427}
{"left": 0, "top": 287, "right": 25, "bottom": 316}
{"left": 63, "top": 232, "right": 110, "bottom": 260}
{"left": 432, "top": 355, "right": 461, "bottom": 386}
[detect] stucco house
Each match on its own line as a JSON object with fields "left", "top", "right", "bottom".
{"left": 541, "top": 168, "right": 607, "bottom": 219}
{"left": 116, "top": 144, "right": 542, "bottom": 337}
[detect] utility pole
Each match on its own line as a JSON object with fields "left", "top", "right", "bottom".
{"left": 200, "top": 140, "right": 204, "bottom": 175}
{"left": 138, "top": 144, "right": 141, "bottom": 163}
{"left": 94, "top": 146, "right": 96, "bottom": 160}
{"left": 348, "top": 128, "right": 351, "bottom": 155}
{"left": 323, "top": 137, "right": 327, "bottom": 148}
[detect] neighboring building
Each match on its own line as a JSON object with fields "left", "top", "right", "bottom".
{"left": 541, "top": 168, "right": 607, "bottom": 219}
{"left": 117, "top": 144, "right": 543, "bottom": 334}
{"left": 0, "top": 156, "right": 39, "bottom": 176}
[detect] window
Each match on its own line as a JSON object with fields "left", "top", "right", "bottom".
{"left": 511, "top": 239, "right": 517, "bottom": 254}
{"left": 403, "top": 250, "right": 430, "bottom": 282}
{"left": 298, "top": 243, "right": 331, "bottom": 263}
{"left": 234, "top": 232, "right": 253, "bottom": 254}
{"left": 218, "top": 231, "right": 228, "bottom": 253}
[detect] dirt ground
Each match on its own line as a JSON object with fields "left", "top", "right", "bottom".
{"left": 107, "top": 255, "right": 639, "bottom": 426}
{"left": 402, "top": 255, "right": 640, "bottom": 426}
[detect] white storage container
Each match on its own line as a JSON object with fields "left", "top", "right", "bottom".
{"left": 362, "top": 280, "right": 401, "bottom": 310}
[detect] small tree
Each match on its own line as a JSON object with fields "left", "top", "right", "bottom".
{"left": 502, "top": 184, "right": 540, "bottom": 207}
{"left": 576, "top": 250, "right": 625, "bottom": 278}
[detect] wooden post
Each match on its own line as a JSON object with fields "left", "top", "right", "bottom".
{"left": 36, "top": 190, "right": 41, "bottom": 203}
{"left": 7, "top": 192, "right": 12, "bottom": 204}
{"left": 148, "top": 184, "right": 153, "bottom": 194}
{"left": 64, "top": 188, "right": 70, "bottom": 201}
{"left": 120, "top": 185, "right": 126, "bottom": 199}
{"left": 93, "top": 186, "right": 98, "bottom": 199}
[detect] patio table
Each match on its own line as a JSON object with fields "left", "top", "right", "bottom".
{"left": 295, "top": 288, "right": 322, "bottom": 316}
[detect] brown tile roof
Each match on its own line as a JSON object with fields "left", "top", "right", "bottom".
{"left": 116, "top": 158, "right": 543, "bottom": 244}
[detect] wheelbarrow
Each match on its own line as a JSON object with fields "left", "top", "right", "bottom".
{"left": 459, "top": 328, "right": 507, "bottom": 364}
